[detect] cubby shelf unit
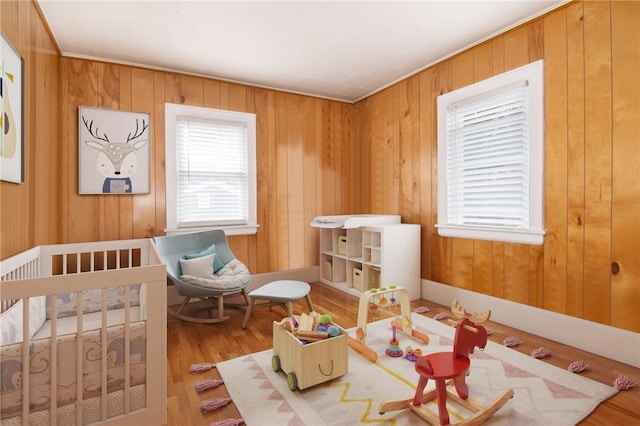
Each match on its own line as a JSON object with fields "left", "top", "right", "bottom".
{"left": 312, "top": 215, "right": 421, "bottom": 300}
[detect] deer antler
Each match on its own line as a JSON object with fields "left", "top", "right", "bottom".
{"left": 82, "top": 116, "right": 110, "bottom": 143}
{"left": 126, "top": 119, "right": 149, "bottom": 143}
{"left": 450, "top": 299, "right": 491, "bottom": 324}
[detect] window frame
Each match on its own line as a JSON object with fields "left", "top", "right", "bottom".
{"left": 164, "top": 103, "right": 258, "bottom": 236}
{"left": 436, "top": 59, "right": 546, "bottom": 245}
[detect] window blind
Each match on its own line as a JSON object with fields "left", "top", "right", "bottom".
{"left": 175, "top": 118, "right": 249, "bottom": 227}
{"left": 446, "top": 84, "right": 530, "bottom": 229}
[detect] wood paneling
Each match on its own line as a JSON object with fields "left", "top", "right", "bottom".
{"left": 0, "top": 0, "right": 59, "bottom": 258}
{"left": 354, "top": 2, "right": 639, "bottom": 332}
{"left": 610, "top": 0, "right": 640, "bottom": 332}
{"left": 2, "top": 0, "right": 638, "bottom": 333}
{"left": 56, "top": 61, "right": 354, "bottom": 274}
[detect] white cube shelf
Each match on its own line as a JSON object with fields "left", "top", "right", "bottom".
{"left": 312, "top": 215, "right": 421, "bottom": 300}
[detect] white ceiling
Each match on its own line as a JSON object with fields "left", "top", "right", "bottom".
{"left": 37, "top": 0, "right": 566, "bottom": 103}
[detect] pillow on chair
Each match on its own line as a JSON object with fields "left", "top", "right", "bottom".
{"left": 184, "top": 244, "right": 225, "bottom": 272}
{"left": 179, "top": 253, "right": 216, "bottom": 279}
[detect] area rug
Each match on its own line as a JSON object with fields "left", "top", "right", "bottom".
{"left": 217, "top": 314, "right": 617, "bottom": 425}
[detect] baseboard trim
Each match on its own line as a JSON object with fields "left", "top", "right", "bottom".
{"left": 421, "top": 279, "right": 640, "bottom": 368}
{"left": 166, "top": 266, "right": 319, "bottom": 307}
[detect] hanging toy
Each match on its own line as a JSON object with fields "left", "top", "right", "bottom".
{"left": 389, "top": 286, "right": 397, "bottom": 312}
{"left": 370, "top": 304, "right": 379, "bottom": 322}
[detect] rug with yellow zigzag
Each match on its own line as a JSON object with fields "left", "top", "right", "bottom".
{"left": 216, "top": 313, "right": 616, "bottom": 425}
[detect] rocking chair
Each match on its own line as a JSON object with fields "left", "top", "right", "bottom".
{"left": 153, "top": 229, "right": 251, "bottom": 324}
{"left": 379, "top": 317, "right": 513, "bottom": 425}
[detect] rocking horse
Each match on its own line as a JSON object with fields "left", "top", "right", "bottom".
{"left": 379, "top": 317, "right": 513, "bottom": 425}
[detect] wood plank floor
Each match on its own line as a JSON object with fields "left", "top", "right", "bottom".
{"left": 166, "top": 283, "right": 639, "bottom": 425}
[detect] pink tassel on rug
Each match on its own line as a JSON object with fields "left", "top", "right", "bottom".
{"left": 503, "top": 336, "right": 522, "bottom": 347}
{"left": 415, "top": 306, "right": 429, "bottom": 314}
{"left": 531, "top": 347, "right": 552, "bottom": 359}
{"left": 568, "top": 360, "right": 590, "bottom": 373}
{"left": 210, "top": 418, "right": 244, "bottom": 426}
{"left": 613, "top": 375, "right": 637, "bottom": 391}
{"left": 195, "top": 379, "right": 224, "bottom": 392}
{"left": 433, "top": 312, "right": 448, "bottom": 321}
{"left": 190, "top": 363, "right": 216, "bottom": 373}
{"left": 200, "top": 397, "right": 232, "bottom": 414}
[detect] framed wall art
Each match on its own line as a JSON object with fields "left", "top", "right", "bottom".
{"left": 78, "top": 106, "right": 151, "bottom": 194}
{"left": 1, "top": 31, "right": 25, "bottom": 184}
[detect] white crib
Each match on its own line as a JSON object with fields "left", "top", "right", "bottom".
{"left": 0, "top": 239, "right": 167, "bottom": 425}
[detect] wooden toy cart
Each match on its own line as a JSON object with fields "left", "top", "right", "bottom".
{"left": 272, "top": 319, "right": 348, "bottom": 391}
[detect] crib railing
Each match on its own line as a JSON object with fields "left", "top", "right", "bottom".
{"left": 0, "top": 239, "right": 167, "bottom": 426}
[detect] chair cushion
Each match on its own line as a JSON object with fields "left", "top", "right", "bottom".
{"left": 183, "top": 243, "right": 225, "bottom": 272}
{"left": 180, "top": 259, "right": 250, "bottom": 290}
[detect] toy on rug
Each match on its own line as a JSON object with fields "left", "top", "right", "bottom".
{"left": 348, "top": 286, "right": 429, "bottom": 363}
{"left": 272, "top": 311, "right": 348, "bottom": 391}
{"left": 379, "top": 317, "right": 514, "bottom": 425}
{"left": 448, "top": 299, "right": 491, "bottom": 327}
{"left": 405, "top": 346, "right": 423, "bottom": 362}
{"left": 280, "top": 311, "right": 342, "bottom": 343}
{"left": 385, "top": 325, "right": 404, "bottom": 357}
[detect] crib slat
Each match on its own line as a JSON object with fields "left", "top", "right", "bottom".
{"left": 124, "top": 285, "right": 131, "bottom": 414}
{"left": 76, "top": 294, "right": 83, "bottom": 426}
{"left": 21, "top": 297, "right": 29, "bottom": 426}
{"left": 50, "top": 297, "right": 58, "bottom": 426}
{"left": 101, "top": 287, "right": 108, "bottom": 421}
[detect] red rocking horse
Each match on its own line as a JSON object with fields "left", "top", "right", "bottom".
{"left": 379, "top": 317, "right": 513, "bottom": 425}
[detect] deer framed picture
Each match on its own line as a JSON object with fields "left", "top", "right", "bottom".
{"left": 78, "top": 106, "right": 151, "bottom": 194}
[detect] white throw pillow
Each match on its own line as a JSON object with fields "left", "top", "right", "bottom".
{"left": 179, "top": 253, "right": 216, "bottom": 279}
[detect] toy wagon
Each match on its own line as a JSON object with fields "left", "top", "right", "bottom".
{"left": 271, "top": 318, "right": 348, "bottom": 391}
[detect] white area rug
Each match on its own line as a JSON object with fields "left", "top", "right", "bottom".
{"left": 217, "top": 314, "right": 617, "bottom": 425}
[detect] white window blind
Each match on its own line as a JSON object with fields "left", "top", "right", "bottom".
{"left": 446, "top": 84, "right": 529, "bottom": 229}
{"left": 437, "top": 60, "right": 545, "bottom": 245}
{"left": 165, "top": 103, "right": 257, "bottom": 236}
{"left": 176, "top": 118, "right": 248, "bottom": 227}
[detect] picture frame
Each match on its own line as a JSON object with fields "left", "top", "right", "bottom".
{"left": 78, "top": 106, "right": 151, "bottom": 194}
{"left": 1, "top": 31, "right": 25, "bottom": 184}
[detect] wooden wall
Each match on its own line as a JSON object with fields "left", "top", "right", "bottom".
{"left": 57, "top": 60, "right": 356, "bottom": 275}
{"left": 0, "top": 0, "right": 61, "bottom": 259}
{"left": 354, "top": 1, "right": 640, "bottom": 333}
{"left": 2, "top": 1, "right": 638, "bottom": 333}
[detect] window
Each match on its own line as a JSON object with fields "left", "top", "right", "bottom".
{"left": 436, "top": 60, "right": 545, "bottom": 245}
{"left": 165, "top": 103, "right": 257, "bottom": 236}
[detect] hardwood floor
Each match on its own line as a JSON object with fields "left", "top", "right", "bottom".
{"left": 166, "top": 283, "right": 639, "bottom": 425}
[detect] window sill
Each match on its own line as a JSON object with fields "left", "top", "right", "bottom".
{"left": 436, "top": 224, "right": 545, "bottom": 245}
{"left": 165, "top": 224, "right": 259, "bottom": 237}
